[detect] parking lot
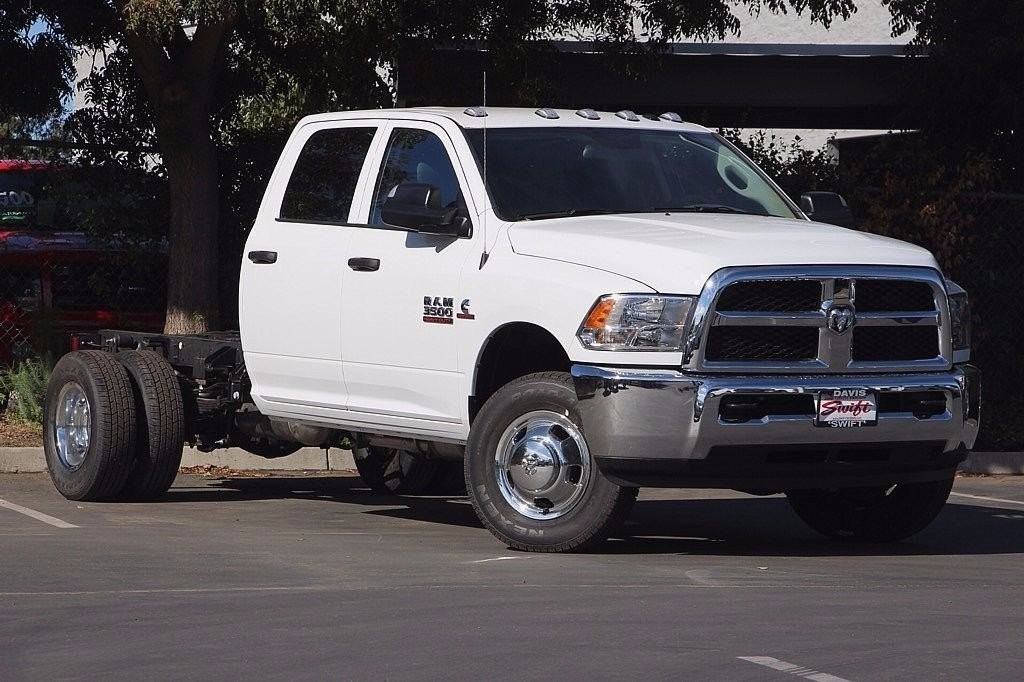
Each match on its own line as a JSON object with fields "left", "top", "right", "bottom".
{"left": 2, "top": 472, "right": 1023, "bottom": 680}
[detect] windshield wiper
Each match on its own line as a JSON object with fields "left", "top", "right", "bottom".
{"left": 653, "top": 204, "right": 755, "bottom": 215}
{"left": 518, "top": 208, "right": 619, "bottom": 220}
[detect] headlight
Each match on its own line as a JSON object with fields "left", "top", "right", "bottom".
{"left": 578, "top": 294, "right": 696, "bottom": 351}
{"left": 946, "top": 281, "right": 971, "bottom": 351}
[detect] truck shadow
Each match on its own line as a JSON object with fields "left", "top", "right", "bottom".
{"left": 166, "top": 475, "right": 1024, "bottom": 557}
{"left": 609, "top": 497, "right": 1024, "bottom": 557}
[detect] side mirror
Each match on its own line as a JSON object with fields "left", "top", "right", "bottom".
{"left": 800, "top": 191, "right": 854, "bottom": 228}
{"left": 381, "top": 183, "right": 471, "bottom": 238}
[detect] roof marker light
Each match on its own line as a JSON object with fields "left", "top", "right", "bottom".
{"left": 658, "top": 111, "right": 683, "bottom": 123}
{"left": 575, "top": 108, "right": 600, "bottom": 120}
{"left": 463, "top": 106, "right": 488, "bottom": 117}
{"left": 534, "top": 107, "right": 560, "bottom": 120}
{"left": 615, "top": 110, "right": 640, "bottom": 122}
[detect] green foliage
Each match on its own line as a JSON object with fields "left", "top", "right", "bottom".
{"left": 0, "top": 13, "right": 72, "bottom": 122}
{"left": 0, "top": 356, "right": 54, "bottom": 425}
{"left": 839, "top": 135, "right": 997, "bottom": 270}
{"left": 883, "top": 0, "right": 1023, "bottom": 188}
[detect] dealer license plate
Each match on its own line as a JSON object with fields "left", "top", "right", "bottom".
{"left": 815, "top": 389, "right": 877, "bottom": 427}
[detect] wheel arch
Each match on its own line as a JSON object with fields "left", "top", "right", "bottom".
{"left": 470, "top": 321, "right": 572, "bottom": 421}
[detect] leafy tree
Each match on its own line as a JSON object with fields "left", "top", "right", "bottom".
{"left": 884, "top": 0, "right": 1023, "bottom": 186}
{"left": 3, "top": 0, "right": 862, "bottom": 333}
{"left": 0, "top": 7, "right": 74, "bottom": 123}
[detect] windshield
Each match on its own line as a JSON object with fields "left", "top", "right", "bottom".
{"left": 464, "top": 127, "right": 799, "bottom": 221}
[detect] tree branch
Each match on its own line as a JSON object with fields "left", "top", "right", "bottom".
{"left": 185, "top": 9, "right": 237, "bottom": 77}
{"left": 112, "top": 0, "right": 171, "bottom": 95}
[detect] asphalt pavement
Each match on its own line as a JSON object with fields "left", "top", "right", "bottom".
{"left": 1, "top": 472, "right": 1023, "bottom": 680}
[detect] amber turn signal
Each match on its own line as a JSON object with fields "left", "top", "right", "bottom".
{"left": 582, "top": 298, "right": 616, "bottom": 330}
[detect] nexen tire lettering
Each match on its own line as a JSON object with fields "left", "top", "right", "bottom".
{"left": 477, "top": 485, "right": 545, "bottom": 536}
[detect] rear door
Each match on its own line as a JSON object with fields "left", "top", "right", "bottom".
{"left": 240, "top": 120, "right": 382, "bottom": 419}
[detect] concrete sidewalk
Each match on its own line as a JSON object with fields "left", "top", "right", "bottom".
{"left": 0, "top": 446, "right": 357, "bottom": 474}
{"left": 0, "top": 446, "right": 1019, "bottom": 475}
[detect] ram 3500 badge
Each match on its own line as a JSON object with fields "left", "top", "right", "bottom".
{"left": 41, "top": 107, "right": 979, "bottom": 552}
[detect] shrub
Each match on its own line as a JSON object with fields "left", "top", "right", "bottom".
{"left": 1, "top": 356, "right": 54, "bottom": 425}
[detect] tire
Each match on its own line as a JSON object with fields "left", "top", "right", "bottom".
{"left": 428, "top": 459, "right": 467, "bottom": 495}
{"left": 465, "top": 371, "right": 637, "bottom": 553}
{"left": 355, "top": 447, "right": 440, "bottom": 494}
{"left": 44, "top": 351, "right": 137, "bottom": 501}
{"left": 785, "top": 476, "right": 955, "bottom": 542}
{"left": 115, "top": 350, "right": 186, "bottom": 501}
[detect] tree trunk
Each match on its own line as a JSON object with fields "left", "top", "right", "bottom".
{"left": 160, "top": 117, "right": 220, "bottom": 335}
{"left": 120, "top": 17, "right": 233, "bottom": 336}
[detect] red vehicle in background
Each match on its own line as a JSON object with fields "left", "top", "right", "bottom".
{"left": 0, "top": 161, "right": 166, "bottom": 362}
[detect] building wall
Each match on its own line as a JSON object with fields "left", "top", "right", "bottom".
{"left": 721, "top": 2, "right": 911, "bottom": 149}
{"left": 729, "top": 1, "right": 910, "bottom": 45}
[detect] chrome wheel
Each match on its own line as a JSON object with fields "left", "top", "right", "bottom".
{"left": 54, "top": 381, "right": 91, "bottom": 470}
{"left": 494, "top": 410, "right": 592, "bottom": 520}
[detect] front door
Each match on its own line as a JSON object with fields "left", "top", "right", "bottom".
{"left": 340, "top": 122, "right": 479, "bottom": 430}
{"left": 240, "top": 120, "right": 380, "bottom": 420}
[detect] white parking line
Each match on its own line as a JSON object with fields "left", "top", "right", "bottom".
{"left": 738, "top": 656, "right": 851, "bottom": 682}
{"left": 950, "top": 492, "right": 1024, "bottom": 507}
{"left": 0, "top": 498, "right": 78, "bottom": 529}
{"left": 468, "top": 556, "right": 518, "bottom": 564}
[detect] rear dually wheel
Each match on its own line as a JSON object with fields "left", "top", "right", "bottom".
{"left": 115, "top": 350, "right": 186, "bottom": 501}
{"left": 44, "top": 351, "right": 137, "bottom": 501}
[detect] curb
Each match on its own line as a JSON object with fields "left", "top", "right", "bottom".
{"left": 0, "top": 446, "right": 356, "bottom": 474}
{"left": 0, "top": 448, "right": 49, "bottom": 474}
{"left": 961, "top": 451, "right": 1024, "bottom": 475}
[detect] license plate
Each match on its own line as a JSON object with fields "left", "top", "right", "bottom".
{"left": 816, "top": 389, "right": 877, "bottom": 427}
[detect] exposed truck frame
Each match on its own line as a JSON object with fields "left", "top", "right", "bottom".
{"left": 82, "top": 329, "right": 466, "bottom": 461}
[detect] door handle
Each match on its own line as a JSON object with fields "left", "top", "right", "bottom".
{"left": 248, "top": 250, "right": 278, "bottom": 264}
{"left": 348, "top": 257, "right": 380, "bottom": 272}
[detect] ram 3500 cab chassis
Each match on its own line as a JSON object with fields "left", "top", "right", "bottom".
{"left": 42, "top": 107, "right": 979, "bottom": 552}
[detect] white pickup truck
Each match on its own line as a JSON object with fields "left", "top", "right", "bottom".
{"left": 43, "top": 107, "right": 979, "bottom": 552}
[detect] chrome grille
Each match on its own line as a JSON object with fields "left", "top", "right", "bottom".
{"left": 685, "top": 266, "right": 952, "bottom": 374}
{"left": 851, "top": 280, "right": 935, "bottom": 312}
{"left": 715, "top": 280, "right": 822, "bottom": 312}
{"left": 705, "top": 326, "right": 818, "bottom": 361}
{"left": 852, "top": 326, "right": 940, "bottom": 362}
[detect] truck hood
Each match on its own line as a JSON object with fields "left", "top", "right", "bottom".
{"left": 508, "top": 213, "right": 940, "bottom": 293}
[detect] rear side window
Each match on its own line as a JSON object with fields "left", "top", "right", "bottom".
{"left": 279, "top": 127, "right": 376, "bottom": 223}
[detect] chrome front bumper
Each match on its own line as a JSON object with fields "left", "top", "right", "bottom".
{"left": 572, "top": 364, "right": 980, "bottom": 489}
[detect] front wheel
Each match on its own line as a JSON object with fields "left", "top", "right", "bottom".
{"left": 465, "top": 372, "right": 636, "bottom": 552}
{"left": 785, "top": 476, "right": 955, "bottom": 542}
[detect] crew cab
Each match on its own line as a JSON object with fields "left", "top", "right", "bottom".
{"left": 41, "top": 107, "right": 979, "bottom": 552}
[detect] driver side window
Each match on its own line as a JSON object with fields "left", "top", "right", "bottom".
{"left": 370, "top": 128, "right": 464, "bottom": 226}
